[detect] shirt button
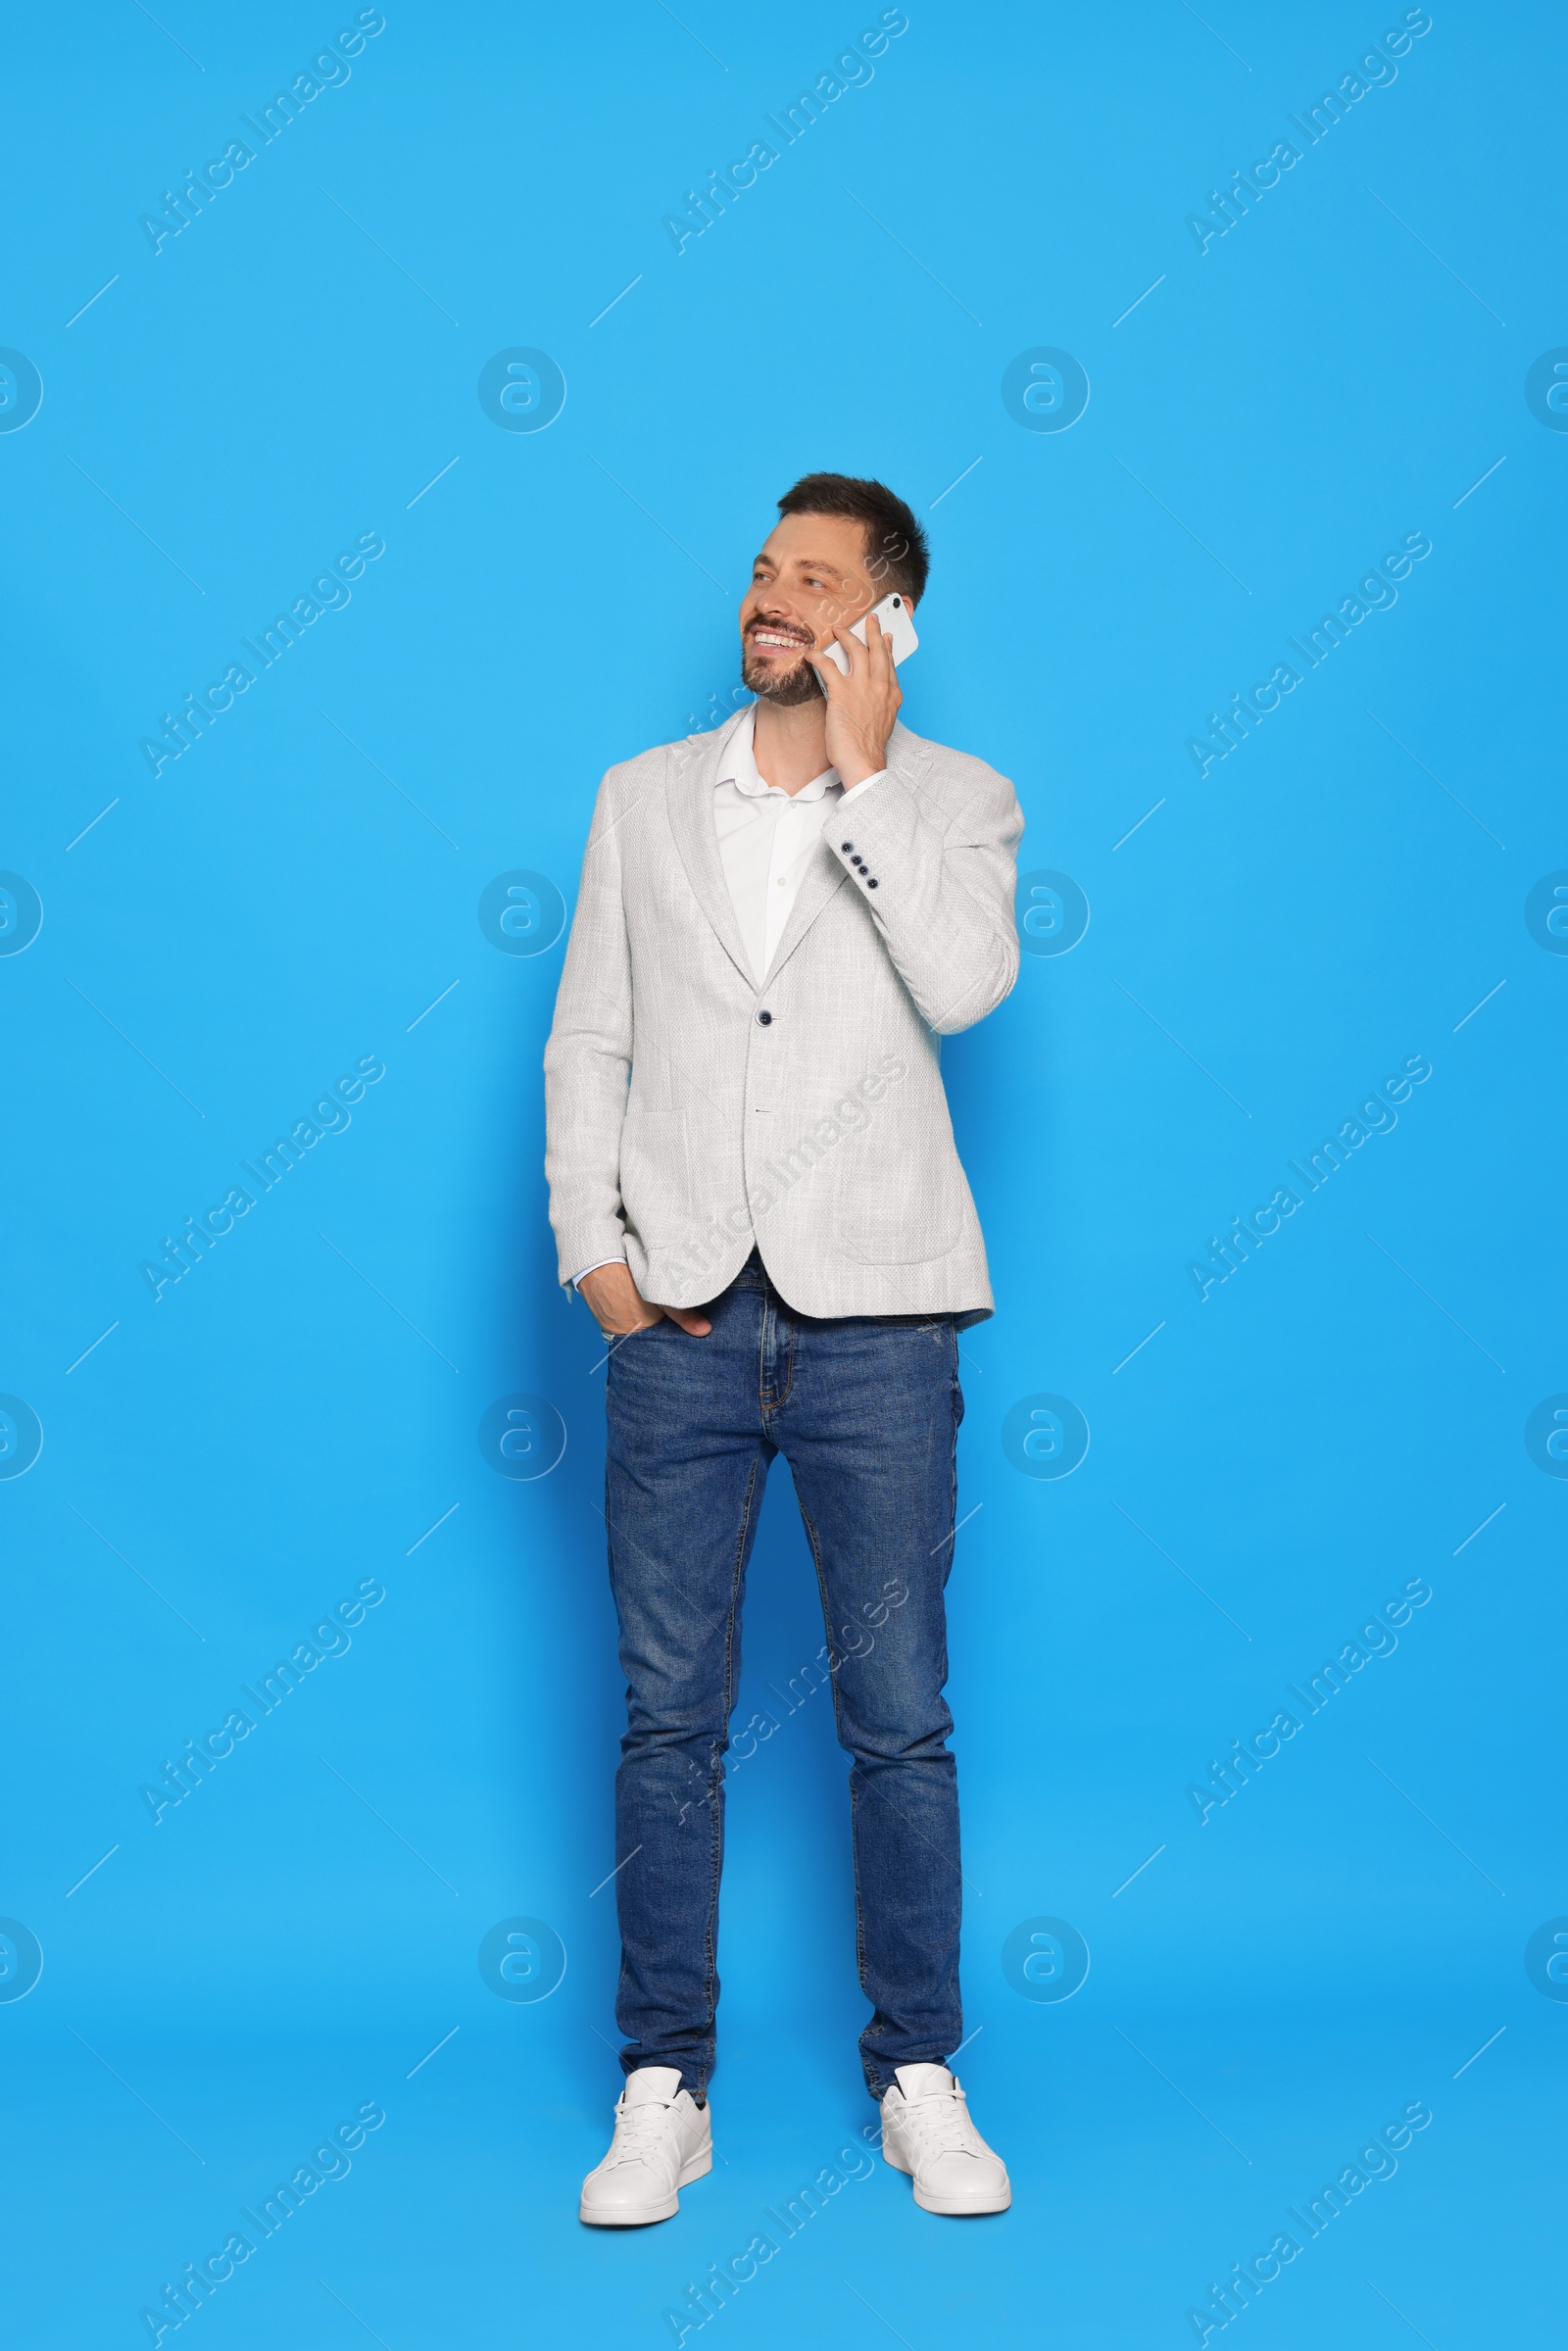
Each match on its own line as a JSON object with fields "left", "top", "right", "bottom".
{"left": 757, "top": 1009, "right": 772, "bottom": 1025}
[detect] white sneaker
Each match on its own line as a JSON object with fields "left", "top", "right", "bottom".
{"left": 579, "top": 2066, "right": 712, "bottom": 2226}
{"left": 879, "top": 2064, "right": 1011, "bottom": 2215}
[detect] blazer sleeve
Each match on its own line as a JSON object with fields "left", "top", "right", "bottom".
{"left": 543, "top": 769, "right": 633, "bottom": 1286}
{"left": 826, "top": 755, "right": 1024, "bottom": 1034}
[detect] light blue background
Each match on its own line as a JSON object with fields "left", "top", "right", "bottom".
{"left": 2, "top": 3, "right": 1561, "bottom": 2344}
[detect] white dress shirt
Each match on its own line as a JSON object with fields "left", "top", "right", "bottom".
{"left": 712, "top": 703, "right": 883, "bottom": 984}
{"left": 574, "top": 704, "right": 884, "bottom": 1290}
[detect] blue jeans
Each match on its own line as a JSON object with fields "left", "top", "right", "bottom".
{"left": 603, "top": 1250, "right": 965, "bottom": 2098}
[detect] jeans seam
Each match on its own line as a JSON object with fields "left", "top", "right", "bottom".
{"left": 698, "top": 1447, "right": 762, "bottom": 2095}
{"left": 797, "top": 1497, "right": 869, "bottom": 2000}
{"left": 759, "top": 1292, "right": 797, "bottom": 1417}
{"left": 946, "top": 1327, "right": 964, "bottom": 2064}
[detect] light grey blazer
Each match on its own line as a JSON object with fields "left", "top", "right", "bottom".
{"left": 543, "top": 715, "right": 1024, "bottom": 1321}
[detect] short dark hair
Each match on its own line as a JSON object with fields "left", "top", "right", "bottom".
{"left": 775, "top": 472, "right": 929, "bottom": 606}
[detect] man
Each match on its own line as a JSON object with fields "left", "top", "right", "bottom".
{"left": 545, "top": 472, "right": 1023, "bottom": 2226}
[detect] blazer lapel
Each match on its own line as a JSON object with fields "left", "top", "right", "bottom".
{"left": 761, "top": 721, "right": 930, "bottom": 985}
{"left": 665, "top": 718, "right": 929, "bottom": 993}
{"left": 664, "top": 723, "right": 759, "bottom": 989}
{"left": 760, "top": 829, "right": 850, "bottom": 985}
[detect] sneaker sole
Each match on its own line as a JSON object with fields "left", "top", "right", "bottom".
{"left": 579, "top": 2145, "right": 711, "bottom": 2228}
{"left": 911, "top": 2179, "right": 1011, "bottom": 2216}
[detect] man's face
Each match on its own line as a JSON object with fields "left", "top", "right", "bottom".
{"left": 739, "top": 512, "right": 882, "bottom": 707}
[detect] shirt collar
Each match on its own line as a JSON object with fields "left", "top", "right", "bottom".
{"left": 716, "top": 704, "right": 841, "bottom": 802}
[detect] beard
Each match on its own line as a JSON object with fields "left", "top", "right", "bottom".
{"left": 741, "top": 635, "right": 824, "bottom": 707}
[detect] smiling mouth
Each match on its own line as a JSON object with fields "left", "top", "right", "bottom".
{"left": 747, "top": 627, "right": 814, "bottom": 655}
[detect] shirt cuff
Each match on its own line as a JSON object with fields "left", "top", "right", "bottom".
{"left": 572, "top": 1257, "right": 624, "bottom": 1289}
{"left": 838, "top": 768, "right": 886, "bottom": 804}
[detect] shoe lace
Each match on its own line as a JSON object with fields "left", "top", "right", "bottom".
{"left": 605, "top": 2096, "right": 676, "bottom": 2168}
{"left": 898, "top": 2082, "right": 981, "bottom": 2158}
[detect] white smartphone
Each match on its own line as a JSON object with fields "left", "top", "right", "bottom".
{"left": 814, "top": 590, "right": 919, "bottom": 678}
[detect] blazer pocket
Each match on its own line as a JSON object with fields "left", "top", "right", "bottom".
{"left": 834, "top": 1152, "right": 965, "bottom": 1266}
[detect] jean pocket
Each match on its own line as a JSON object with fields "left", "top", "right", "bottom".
{"left": 607, "top": 1320, "right": 662, "bottom": 1349}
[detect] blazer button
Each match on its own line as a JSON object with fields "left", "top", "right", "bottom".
{"left": 757, "top": 1008, "right": 772, "bottom": 1025}
{"left": 841, "top": 841, "right": 854, "bottom": 853}
{"left": 867, "top": 878, "right": 879, "bottom": 889}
